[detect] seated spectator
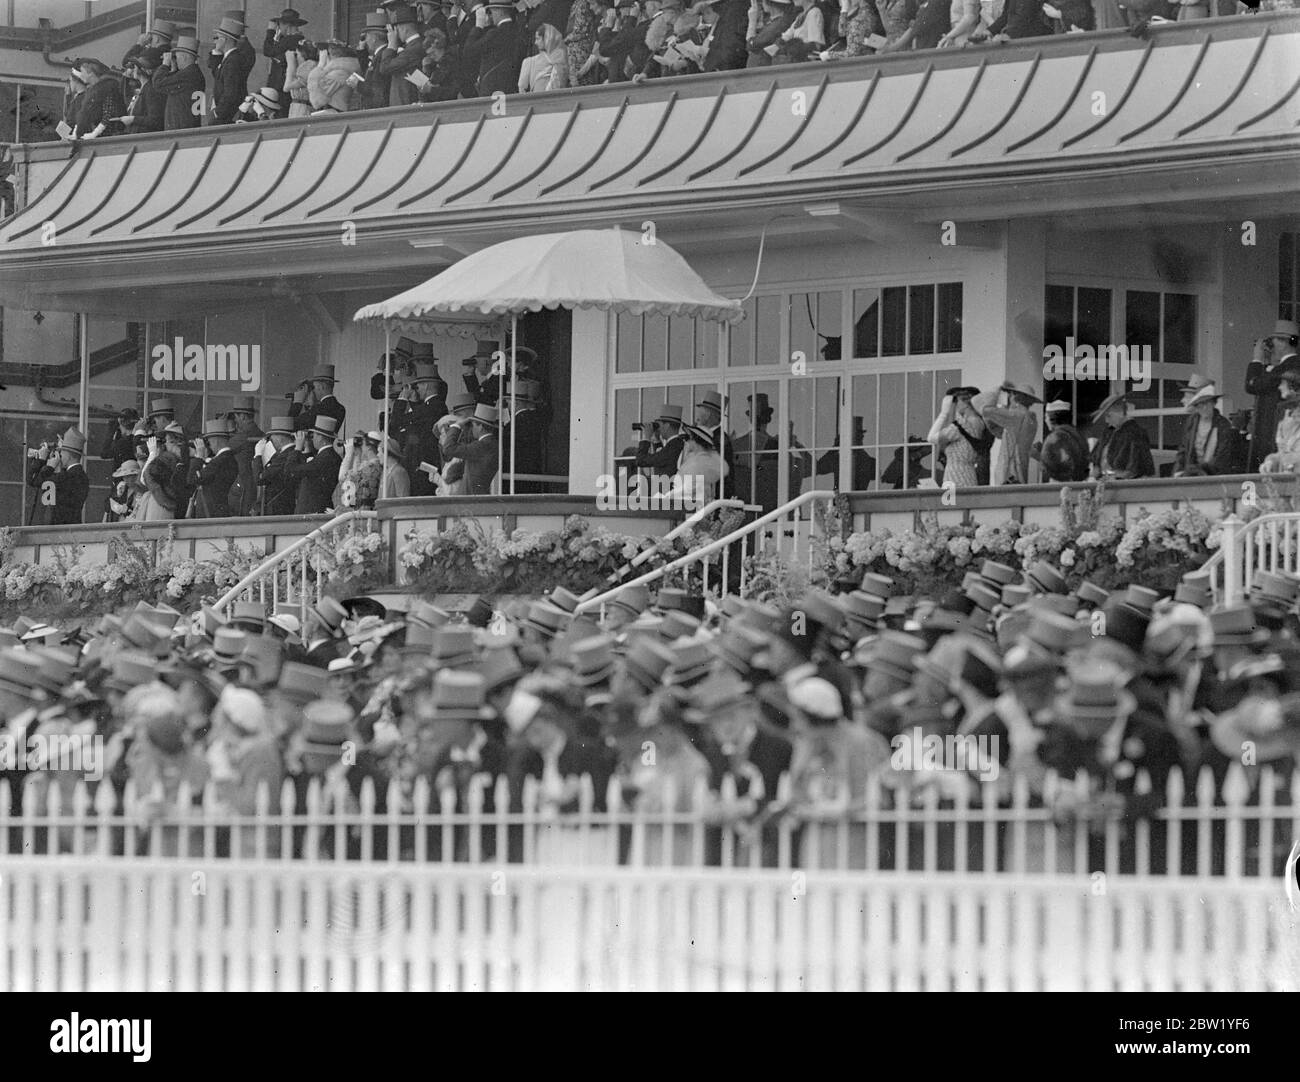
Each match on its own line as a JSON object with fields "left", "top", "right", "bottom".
{"left": 519, "top": 23, "right": 572, "bottom": 90}
{"left": 1089, "top": 392, "right": 1154, "bottom": 480}
{"left": 987, "top": 0, "right": 1052, "bottom": 39}
{"left": 308, "top": 40, "right": 363, "bottom": 114}
{"left": 771, "top": 0, "right": 825, "bottom": 62}
{"left": 747, "top": 0, "right": 798, "bottom": 65}
{"left": 1174, "top": 384, "right": 1245, "bottom": 477}
{"left": 283, "top": 39, "right": 317, "bottom": 118}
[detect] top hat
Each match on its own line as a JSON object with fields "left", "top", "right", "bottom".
{"left": 172, "top": 35, "right": 200, "bottom": 56}
{"left": 655, "top": 587, "right": 706, "bottom": 621}
{"left": 202, "top": 417, "right": 233, "bottom": 439}
{"left": 364, "top": 11, "right": 391, "bottom": 31}
{"left": 857, "top": 630, "right": 925, "bottom": 680}
{"left": 1099, "top": 599, "right": 1150, "bottom": 653}
{"left": 429, "top": 670, "right": 494, "bottom": 721}
{"left": 1091, "top": 392, "right": 1129, "bottom": 424}
{"left": 407, "top": 600, "right": 452, "bottom": 629}
{"left": 1055, "top": 659, "right": 1136, "bottom": 724}
{"left": 697, "top": 391, "right": 723, "bottom": 414}
{"left": 622, "top": 636, "right": 675, "bottom": 692}
{"left": 478, "top": 642, "right": 525, "bottom": 692}
{"left": 215, "top": 17, "right": 246, "bottom": 41}
{"left": 57, "top": 427, "right": 87, "bottom": 456}
{"left": 509, "top": 380, "right": 543, "bottom": 404}
{"left": 446, "top": 391, "right": 477, "bottom": 413}
{"left": 230, "top": 394, "right": 257, "bottom": 414}
{"left": 979, "top": 561, "right": 1017, "bottom": 586}
{"left": 665, "top": 639, "right": 715, "bottom": 688}
{"left": 1271, "top": 319, "right": 1300, "bottom": 339}
{"left": 275, "top": 661, "right": 321, "bottom": 703}
{"left": 388, "top": 3, "right": 420, "bottom": 22}
{"left": 211, "top": 627, "right": 248, "bottom": 666}
{"left": 314, "top": 596, "right": 348, "bottom": 633}
{"left": 793, "top": 590, "right": 844, "bottom": 635}
{"left": 1023, "top": 561, "right": 1067, "bottom": 595}
{"left": 431, "top": 625, "right": 478, "bottom": 668}
{"left": 859, "top": 572, "right": 894, "bottom": 597}
{"left": 150, "top": 19, "right": 176, "bottom": 40}
{"left": 309, "top": 366, "right": 336, "bottom": 385}
{"left": 274, "top": 8, "right": 309, "bottom": 25}
{"left": 311, "top": 415, "right": 340, "bottom": 439}
{"left": 301, "top": 699, "right": 352, "bottom": 755}
{"left": 228, "top": 600, "right": 266, "bottom": 631}
{"left": 471, "top": 404, "right": 499, "bottom": 427}
{"left": 607, "top": 584, "right": 649, "bottom": 618}
{"left": 148, "top": 397, "right": 175, "bottom": 417}
{"left": 546, "top": 587, "right": 583, "bottom": 615}
{"left": 267, "top": 415, "right": 295, "bottom": 436}
{"left": 1021, "top": 608, "right": 1087, "bottom": 656}
{"left": 569, "top": 634, "right": 617, "bottom": 686}
{"left": 519, "top": 601, "right": 568, "bottom": 639}
{"left": 1249, "top": 570, "right": 1299, "bottom": 607}
{"left": 1123, "top": 585, "right": 1161, "bottom": 614}
{"left": 1074, "top": 581, "right": 1110, "bottom": 608}
{"left": 656, "top": 403, "right": 684, "bottom": 424}
{"left": 657, "top": 610, "right": 703, "bottom": 643}
{"left": 409, "top": 361, "right": 442, "bottom": 386}
{"left": 709, "top": 624, "right": 768, "bottom": 675}
{"left": 1209, "top": 603, "right": 1272, "bottom": 647}
{"left": 839, "top": 591, "right": 887, "bottom": 633}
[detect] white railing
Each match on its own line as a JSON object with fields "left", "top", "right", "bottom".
{"left": 6, "top": 764, "right": 1295, "bottom": 879}
{"left": 1, "top": 859, "right": 1290, "bottom": 991}
{"left": 1200, "top": 512, "right": 1300, "bottom": 604}
{"left": 212, "top": 509, "right": 380, "bottom": 624}
{"left": 577, "top": 489, "right": 837, "bottom": 612}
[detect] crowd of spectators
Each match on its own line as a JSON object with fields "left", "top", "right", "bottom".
{"left": 53, "top": 0, "right": 1278, "bottom": 140}
{"left": 1, "top": 547, "right": 1296, "bottom": 870}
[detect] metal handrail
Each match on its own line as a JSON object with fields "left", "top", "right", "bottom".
{"left": 575, "top": 490, "right": 836, "bottom": 613}
{"left": 599, "top": 497, "right": 754, "bottom": 585}
{"left": 213, "top": 509, "right": 378, "bottom": 618}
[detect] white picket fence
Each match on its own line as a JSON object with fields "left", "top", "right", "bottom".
{"left": 4, "top": 763, "right": 1296, "bottom": 878}
{"left": 0, "top": 859, "right": 1291, "bottom": 991}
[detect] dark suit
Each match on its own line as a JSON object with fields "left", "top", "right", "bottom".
{"left": 289, "top": 395, "right": 347, "bottom": 435}
{"left": 463, "top": 18, "right": 525, "bottom": 97}
{"left": 289, "top": 446, "right": 342, "bottom": 515}
{"left": 501, "top": 407, "right": 546, "bottom": 492}
{"left": 210, "top": 38, "right": 256, "bottom": 125}
{"left": 394, "top": 397, "right": 447, "bottom": 497}
{"left": 126, "top": 76, "right": 166, "bottom": 133}
{"left": 359, "top": 47, "right": 393, "bottom": 110}
{"left": 227, "top": 425, "right": 264, "bottom": 516}
{"left": 634, "top": 433, "right": 685, "bottom": 477}
{"left": 445, "top": 429, "right": 499, "bottom": 495}
{"left": 1174, "top": 410, "right": 1245, "bottom": 476}
{"left": 192, "top": 448, "right": 238, "bottom": 519}
{"left": 703, "top": 0, "right": 749, "bottom": 72}
{"left": 31, "top": 462, "right": 89, "bottom": 526}
{"left": 259, "top": 447, "right": 299, "bottom": 517}
{"left": 377, "top": 34, "right": 427, "bottom": 107}
{"left": 1246, "top": 351, "right": 1294, "bottom": 468}
{"left": 99, "top": 423, "right": 136, "bottom": 470}
{"left": 153, "top": 62, "right": 206, "bottom": 130}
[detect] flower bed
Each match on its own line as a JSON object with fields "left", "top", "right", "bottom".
{"left": 826, "top": 485, "right": 1235, "bottom": 597}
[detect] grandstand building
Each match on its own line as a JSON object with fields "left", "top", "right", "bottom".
{"left": 0, "top": 4, "right": 1298, "bottom": 521}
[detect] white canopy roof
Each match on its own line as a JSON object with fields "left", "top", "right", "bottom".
{"left": 353, "top": 229, "right": 745, "bottom": 332}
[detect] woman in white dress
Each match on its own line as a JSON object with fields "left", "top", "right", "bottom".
{"left": 927, "top": 387, "right": 989, "bottom": 489}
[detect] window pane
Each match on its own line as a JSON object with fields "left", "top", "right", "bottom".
{"left": 1077, "top": 287, "right": 1112, "bottom": 348}
{"left": 667, "top": 317, "right": 693, "bottom": 371}
{"left": 643, "top": 314, "right": 667, "bottom": 373}
{"left": 852, "top": 289, "right": 879, "bottom": 359}
{"left": 1125, "top": 290, "right": 1159, "bottom": 360}
{"left": 818, "top": 290, "right": 842, "bottom": 363}
{"left": 879, "top": 372, "right": 904, "bottom": 444}
{"left": 729, "top": 299, "right": 755, "bottom": 367}
{"left": 16, "top": 82, "right": 64, "bottom": 144}
{"left": 614, "top": 389, "right": 639, "bottom": 473}
{"left": 1280, "top": 233, "right": 1295, "bottom": 316}
{"left": 908, "top": 284, "right": 935, "bottom": 354}
{"left": 698, "top": 320, "right": 719, "bottom": 368}
{"left": 785, "top": 291, "right": 816, "bottom": 371}
{"left": 937, "top": 282, "right": 963, "bottom": 352}
{"left": 936, "top": 369, "right": 962, "bottom": 410}
{"left": 814, "top": 376, "right": 839, "bottom": 450}
{"left": 906, "top": 370, "right": 934, "bottom": 449}
{"left": 755, "top": 295, "right": 781, "bottom": 366}
{"left": 1162, "top": 293, "right": 1196, "bottom": 365}
{"left": 881, "top": 287, "right": 906, "bottom": 356}
{"left": 616, "top": 313, "right": 641, "bottom": 374}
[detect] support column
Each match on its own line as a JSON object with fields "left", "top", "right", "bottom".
{"left": 567, "top": 308, "right": 610, "bottom": 495}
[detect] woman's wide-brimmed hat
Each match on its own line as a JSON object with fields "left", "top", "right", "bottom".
{"left": 251, "top": 87, "right": 281, "bottom": 112}
{"left": 680, "top": 422, "right": 716, "bottom": 449}
{"left": 1091, "top": 392, "right": 1129, "bottom": 423}
{"left": 1184, "top": 385, "right": 1224, "bottom": 410}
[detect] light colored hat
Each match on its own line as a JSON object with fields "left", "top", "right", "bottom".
{"left": 148, "top": 397, "right": 175, "bottom": 417}
{"left": 172, "top": 35, "right": 200, "bottom": 56}
{"left": 112, "top": 459, "right": 141, "bottom": 478}
{"left": 202, "top": 417, "right": 232, "bottom": 438}
{"left": 311, "top": 415, "right": 340, "bottom": 438}
{"left": 365, "top": 430, "right": 403, "bottom": 458}
{"left": 267, "top": 415, "right": 295, "bottom": 436}
{"left": 251, "top": 87, "right": 281, "bottom": 111}
{"left": 472, "top": 404, "right": 499, "bottom": 427}
{"left": 1044, "top": 399, "right": 1070, "bottom": 414}
{"left": 657, "top": 402, "right": 684, "bottom": 423}
{"left": 58, "top": 427, "right": 87, "bottom": 456}
{"left": 1271, "top": 319, "right": 1300, "bottom": 339}
{"left": 1000, "top": 380, "right": 1042, "bottom": 404}
{"left": 310, "top": 365, "right": 336, "bottom": 384}
{"left": 150, "top": 19, "right": 177, "bottom": 40}
{"left": 1090, "top": 392, "right": 1129, "bottom": 424}
{"left": 1184, "top": 385, "right": 1224, "bottom": 410}
{"left": 215, "top": 16, "right": 246, "bottom": 40}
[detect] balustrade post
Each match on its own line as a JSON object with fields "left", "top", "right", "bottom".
{"left": 1220, "top": 513, "right": 1243, "bottom": 605}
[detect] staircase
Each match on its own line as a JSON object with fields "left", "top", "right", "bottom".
{"left": 1199, "top": 512, "right": 1300, "bottom": 604}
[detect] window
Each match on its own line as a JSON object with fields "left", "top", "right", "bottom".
{"left": 851, "top": 283, "right": 962, "bottom": 360}
{"left": 1124, "top": 289, "right": 1197, "bottom": 454}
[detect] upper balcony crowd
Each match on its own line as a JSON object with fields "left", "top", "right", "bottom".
{"left": 54, "top": 0, "right": 1273, "bottom": 139}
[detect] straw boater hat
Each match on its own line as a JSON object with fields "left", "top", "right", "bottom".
{"left": 251, "top": 87, "right": 281, "bottom": 112}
